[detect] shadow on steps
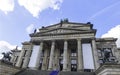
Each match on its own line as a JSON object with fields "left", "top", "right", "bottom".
{"left": 14, "top": 69, "right": 95, "bottom": 75}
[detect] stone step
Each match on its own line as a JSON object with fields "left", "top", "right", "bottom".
{"left": 0, "top": 61, "right": 21, "bottom": 75}
{"left": 14, "top": 70, "right": 51, "bottom": 75}
{"left": 59, "top": 71, "right": 95, "bottom": 75}
{"left": 14, "top": 69, "right": 95, "bottom": 75}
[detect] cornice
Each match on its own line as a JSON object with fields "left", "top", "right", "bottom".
{"left": 39, "top": 22, "right": 93, "bottom": 30}
{"left": 96, "top": 38, "right": 117, "bottom": 42}
{"left": 95, "top": 63, "right": 120, "bottom": 74}
{"left": 39, "top": 27, "right": 92, "bottom": 34}
{"left": 30, "top": 29, "right": 96, "bottom": 37}
{"left": 22, "top": 41, "right": 31, "bottom": 45}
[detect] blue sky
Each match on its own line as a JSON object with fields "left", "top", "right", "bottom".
{"left": 0, "top": 0, "right": 120, "bottom": 57}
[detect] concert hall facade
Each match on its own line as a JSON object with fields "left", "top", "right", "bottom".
{"left": 12, "top": 20, "right": 120, "bottom": 75}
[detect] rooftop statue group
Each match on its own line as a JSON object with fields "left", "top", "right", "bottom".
{"left": 2, "top": 52, "right": 12, "bottom": 61}
{"left": 102, "top": 49, "right": 117, "bottom": 63}
{"left": 103, "top": 50, "right": 111, "bottom": 63}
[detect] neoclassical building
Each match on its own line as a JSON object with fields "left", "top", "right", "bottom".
{"left": 14, "top": 19, "right": 120, "bottom": 74}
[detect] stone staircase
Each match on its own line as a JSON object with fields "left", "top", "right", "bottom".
{"left": 14, "top": 70, "right": 51, "bottom": 75}
{"left": 0, "top": 61, "right": 21, "bottom": 75}
{"left": 59, "top": 71, "right": 95, "bottom": 75}
{"left": 14, "top": 69, "right": 95, "bottom": 75}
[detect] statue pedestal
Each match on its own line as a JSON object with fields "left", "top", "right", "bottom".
{"left": 95, "top": 64, "right": 120, "bottom": 75}
{"left": 1, "top": 59, "right": 13, "bottom": 65}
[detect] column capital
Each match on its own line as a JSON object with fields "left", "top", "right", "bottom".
{"left": 51, "top": 40, "right": 55, "bottom": 43}
{"left": 63, "top": 38, "right": 69, "bottom": 41}
{"left": 77, "top": 38, "right": 82, "bottom": 41}
{"left": 64, "top": 40, "right": 68, "bottom": 42}
{"left": 40, "top": 41, "right": 43, "bottom": 43}
{"left": 51, "top": 40, "right": 56, "bottom": 42}
{"left": 91, "top": 37, "right": 96, "bottom": 40}
{"left": 40, "top": 41, "right": 44, "bottom": 43}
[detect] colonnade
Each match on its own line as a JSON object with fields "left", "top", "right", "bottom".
{"left": 16, "top": 39, "right": 99, "bottom": 71}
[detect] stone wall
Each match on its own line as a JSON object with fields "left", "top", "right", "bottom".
{"left": 95, "top": 64, "right": 120, "bottom": 75}
{"left": 0, "top": 61, "right": 21, "bottom": 75}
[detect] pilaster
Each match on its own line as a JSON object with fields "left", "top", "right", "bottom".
{"left": 92, "top": 39, "right": 99, "bottom": 69}
{"left": 15, "top": 49, "right": 25, "bottom": 67}
{"left": 22, "top": 50, "right": 32, "bottom": 68}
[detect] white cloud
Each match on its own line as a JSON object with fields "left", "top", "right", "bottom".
{"left": 18, "top": 0, "right": 63, "bottom": 17}
{"left": 0, "top": 41, "right": 21, "bottom": 59}
{"left": 26, "top": 24, "right": 35, "bottom": 34}
{"left": 0, "top": 0, "right": 14, "bottom": 14}
{"left": 101, "top": 25, "right": 120, "bottom": 47}
{"left": 88, "top": 1, "right": 120, "bottom": 20}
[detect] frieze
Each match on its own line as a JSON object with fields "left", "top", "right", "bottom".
{"left": 31, "top": 33, "right": 95, "bottom": 41}
{"left": 30, "top": 28, "right": 96, "bottom": 37}
{"left": 41, "top": 29, "right": 81, "bottom": 34}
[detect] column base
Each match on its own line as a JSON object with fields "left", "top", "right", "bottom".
{"left": 48, "top": 68, "right": 53, "bottom": 71}
{"left": 62, "top": 69, "right": 68, "bottom": 71}
{"left": 42, "top": 64, "right": 47, "bottom": 70}
{"left": 77, "top": 69, "right": 83, "bottom": 72}
{"left": 29, "top": 67, "right": 39, "bottom": 70}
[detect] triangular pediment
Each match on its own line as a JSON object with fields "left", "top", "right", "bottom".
{"left": 39, "top": 22, "right": 93, "bottom": 31}
{"left": 30, "top": 21, "right": 96, "bottom": 37}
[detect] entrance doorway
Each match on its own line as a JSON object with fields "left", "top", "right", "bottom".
{"left": 60, "top": 64, "right": 63, "bottom": 71}
{"left": 59, "top": 59, "right": 63, "bottom": 71}
{"left": 71, "top": 64, "right": 77, "bottom": 71}
{"left": 39, "top": 58, "right": 43, "bottom": 70}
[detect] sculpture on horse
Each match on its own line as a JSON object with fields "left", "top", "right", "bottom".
{"left": 103, "top": 49, "right": 111, "bottom": 63}
{"left": 2, "top": 52, "right": 12, "bottom": 62}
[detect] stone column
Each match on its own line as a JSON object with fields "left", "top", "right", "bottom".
{"left": 35, "top": 42, "right": 43, "bottom": 69}
{"left": 92, "top": 39, "right": 99, "bottom": 69}
{"left": 67, "top": 49, "right": 71, "bottom": 71}
{"left": 63, "top": 40, "right": 68, "bottom": 71}
{"left": 42, "top": 49, "right": 48, "bottom": 70}
{"left": 53, "top": 49, "right": 59, "bottom": 70}
{"left": 22, "top": 50, "right": 32, "bottom": 68}
{"left": 77, "top": 39, "right": 83, "bottom": 71}
{"left": 48, "top": 41, "right": 55, "bottom": 70}
{"left": 16, "top": 49, "right": 25, "bottom": 67}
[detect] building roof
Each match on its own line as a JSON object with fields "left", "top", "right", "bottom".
{"left": 29, "top": 20, "right": 96, "bottom": 37}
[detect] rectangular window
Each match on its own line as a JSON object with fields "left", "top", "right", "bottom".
{"left": 71, "top": 49, "right": 77, "bottom": 56}
{"left": 28, "top": 45, "right": 40, "bottom": 68}
{"left": 71, "top": 59, "right": 77, "bottom": 64}
{"left": 60, "top": 49, "right": 63, "bottom": 56}
{"left": 23, "top": 50, "right": 27, "bottom": 57}
{"left": 41, "top": 50, "right": 44, "bottom": 57}
{"left": 82, "top": 43, "right": 94, "bottom": 69}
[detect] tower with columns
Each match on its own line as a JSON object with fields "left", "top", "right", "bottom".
{"left": 15, "top": 20, "right": 119, "bottom": 73}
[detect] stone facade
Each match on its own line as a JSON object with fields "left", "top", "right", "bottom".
{"left": 14, "top": 20, "right": 120, "bottom": 75}
{"left": 0, "top": 60, "right": 20, "bottom": 75}
{"left": 95, "top": 64, "right": 120, "bottom": 75}
{"left": 10, "top": 48, "right": 21, "bottom": 66}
